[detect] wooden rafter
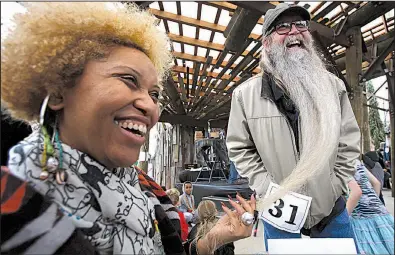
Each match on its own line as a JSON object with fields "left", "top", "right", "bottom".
{"left": 190, "top": 56, "right": 213, "bottom": 111}
{"left": 195, "top": 2, "right": 202, "bottom": 56}
{"left": 382, "top": 15, "right": 389, "bottom": 33}
{"left": 202, "top": 1, "right": 237, "bottom": 12}
{"left": 310, "top": 2, "right": 326, "bottom": 16}
{"left": 168, "top": 33, "right": 248, "bottom": 56}
{"left": 171, "top": 51, "right": 261, "bottom": 73}
{"left": 205, "top": 6, "right": 222, "bottom": 60}
{"left": 312, "top": 2, "right": 340, "bottom": 22}
{"left": 171, "top": 65, "right": 240, "bottom": 82}
{"left": 149, "top": 8, "right": 260, "bottom": 40}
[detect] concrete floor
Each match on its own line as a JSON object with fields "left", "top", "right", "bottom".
{"left": 234, "top": 189, "right": 394, "bottom": 254}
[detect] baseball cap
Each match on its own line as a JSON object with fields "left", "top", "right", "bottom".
{"left": 262, "top": 3, "right": 311, "bottom": 37}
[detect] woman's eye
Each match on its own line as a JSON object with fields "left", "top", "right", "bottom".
{"left": 121, "top": 75, "right": 137, "bottom": 84}
{"left": 150, "top": 91, "right": 160, "bottom": 101}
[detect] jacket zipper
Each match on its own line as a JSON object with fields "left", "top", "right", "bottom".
{"left": 265, "top": 97, "right": 299, "bottom": 162}
{"left": 265, "top": 96, "right": 312, "bottom": 227}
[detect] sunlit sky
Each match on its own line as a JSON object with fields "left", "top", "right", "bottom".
{"left": 1, "top": 2, "right": 391, "bottom": 125}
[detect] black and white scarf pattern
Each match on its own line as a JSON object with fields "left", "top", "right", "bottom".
{"left": 7, "top": 131, "right": 164, "bottom": 254}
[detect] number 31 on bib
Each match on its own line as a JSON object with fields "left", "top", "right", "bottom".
{"left": 259, "top": 182, "right": 312, "bottom": 233}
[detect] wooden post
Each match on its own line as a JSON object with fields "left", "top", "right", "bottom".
{"left": 385, "top": 55, "right": 394, "bottom": 197}
{"left": 362, "top": 84, "right": 371, "bottom": 152}
{"left": 345, "top": 27, "right": 363, "bottom": 150}
{"left": 171, "top": 124, "right": 180, "bottom": 188}
{"left": 181, "top": 125, "right": 196, "bottom": 167}
{"left": 166, "top": 127, "right": 172, "bottom": 189}
{"left": 390, "top": 112, "right": 394, "bottom": 197}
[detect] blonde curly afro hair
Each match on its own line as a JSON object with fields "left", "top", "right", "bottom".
{"left": 1, "top": 2, "right": 172, "bottom": 122}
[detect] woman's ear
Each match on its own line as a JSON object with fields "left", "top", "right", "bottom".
{"left": 48, "top": 93, "right": 65, "bottom": 111}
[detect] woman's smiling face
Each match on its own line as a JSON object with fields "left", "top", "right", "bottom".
{"left": 52, "top": 46, "right": 160, "bottom": 168}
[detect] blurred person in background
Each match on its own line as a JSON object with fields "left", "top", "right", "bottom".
{"left": 346, "top": 160, "right": 394, "bottom": 254}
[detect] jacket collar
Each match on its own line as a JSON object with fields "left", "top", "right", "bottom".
{"left": 261, "top": 72, "right": 284, "bottom": 101}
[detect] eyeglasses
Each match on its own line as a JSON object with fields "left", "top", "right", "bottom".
{"left": 268, "top": 20, "right": 310, "bottom": 35}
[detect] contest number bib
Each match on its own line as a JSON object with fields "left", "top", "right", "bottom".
{"left": 259, "top": 182, "right": 312, "bottom": 233}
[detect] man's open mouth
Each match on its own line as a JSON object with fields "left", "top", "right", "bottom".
{"left": 286, "top": 39, "right": 303, "bottom": 48}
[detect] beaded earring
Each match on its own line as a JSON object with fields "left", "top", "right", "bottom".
{"left": 39, "top": 95, "right": 67, "bottom": 184}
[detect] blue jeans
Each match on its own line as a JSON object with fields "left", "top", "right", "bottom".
{"left": 263, "top": 209, "right": 359, "bottom": 252}
{"left": 228, "top": 161, "right": 240, "bottom": 184}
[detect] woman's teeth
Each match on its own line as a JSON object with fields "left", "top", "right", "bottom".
{"left": 114, "top": 120, "right": 147, "bottom": 135}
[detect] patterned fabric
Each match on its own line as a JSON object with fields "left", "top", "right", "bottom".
{"left": 349, "top": 161, "right": 394, "bottom": 255}
{"left": 351, "top": 162, "right": 388, "bottom": 218}
{"left": 1, "top": 167, "right": 96, "bottom": 254}
{"left": 7, "top": 131, "right": 162, "bottom": 254}
{"left": 1, "top": 166, "right": 34, "bottom": 214}
{"left": 136, "top": 167, "right": 185, "bottom": 255}
{"left": 178, "top": 211, "right": 189, "bottom": 242}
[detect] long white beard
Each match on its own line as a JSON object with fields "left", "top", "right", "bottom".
{"left": 258, "top": 35, "right": 341, "bottom": 209}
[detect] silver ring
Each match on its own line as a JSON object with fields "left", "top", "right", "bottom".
{"left": 241, "top": 212, "right": 255, "bottom": 226}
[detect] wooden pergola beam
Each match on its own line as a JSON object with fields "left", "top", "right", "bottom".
{"left": 360, "top": 39, "right": 395, "bottom": 82}
{"left": 335, "top": 32, "right": 394, "bottom": 71}
{"left": 171, "top": 65, "right": 240, "bottom": 82}
{"left": 171, "top": 52, "right": 258, "bottom": 76}
{"left": 169, "top": 33, "right": 225, "bottom": 52}
{"left": 312, "top": 2, "right": 340, "bottom": 22}
{"left": 159, "top": 113, "right": 208, "bottom": 128}
{"left": 163, "top": 75, "right": 186, "bottom": 115}
{"left": 159, "top": 113, "right": 229, "bottom": 128}
{"left": 203, "top": 1, "right": 237, "bottom": 12}
{"left": 310, "top": 2, "right": 326, "bottom": 16}
{"left": 341, "top": 2, "right": 395, "bottom": 32}
{"left": 149, "top": 8, "right": 260, "bottom": 40}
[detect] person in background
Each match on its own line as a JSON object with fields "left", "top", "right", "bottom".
{"left": 366, "top": 150, "right": 391, "bottom": 189}
{"left": 366, "top": 150, "right": 385, "bottom": 169}
{"left": 186, "top": 200, "right": 235, "bottom": 255}
{"left": 179, "top": 181, "right": 195, "bottom": 213}
{"left": 346, "top": 160, "right": 394, "bottom": 255}
{"left": 166, "top": 188, "right": 189, "bottom": 242}
{"left": 226, "top": 3, "right": 360, "bottom": 250}
{"left": 227, "top": 161, "right": 240, "bottom": 184}
{"left": 362, "top": 153, "right": 385, "bottom": 204}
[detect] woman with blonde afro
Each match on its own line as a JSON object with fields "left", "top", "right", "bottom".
{"left": 1, "top": 3, "right": 256, "bottom": 254}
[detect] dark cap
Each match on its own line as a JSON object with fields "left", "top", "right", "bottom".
{"left": 262, "top": 3, "right": 310, "bottom": 37}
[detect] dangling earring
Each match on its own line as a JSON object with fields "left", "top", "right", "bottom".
{"left": 53, "top": 122, "right": 67, "bottom": 184}
{"left": 38, "top": 95, "right": 67, "bottom": 184}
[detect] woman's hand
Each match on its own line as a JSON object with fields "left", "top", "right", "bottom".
{"left": 197, "top": 193, "right": 256, "bottom": 254}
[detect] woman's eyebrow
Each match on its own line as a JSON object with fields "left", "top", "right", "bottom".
{"left": 109, "top": 65, "right": 141, "bottom": 77}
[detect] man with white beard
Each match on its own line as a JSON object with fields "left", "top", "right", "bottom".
{"left": 226, "top": 3, "right": 361, "bottom": 251}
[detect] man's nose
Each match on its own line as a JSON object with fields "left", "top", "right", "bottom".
{"left": 288, "top": 24, "right": 300, "bottom": 35}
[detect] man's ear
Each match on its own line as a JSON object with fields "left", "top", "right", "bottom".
{"left": 263, "top": 38, "right": 269, "bottom": 48}
{"left": 48, "top": 93, "right": 65, "bottom": 111}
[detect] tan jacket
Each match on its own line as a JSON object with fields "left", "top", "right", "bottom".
{"left": 226, "top": 73, "right": 360, "bottom": 228}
